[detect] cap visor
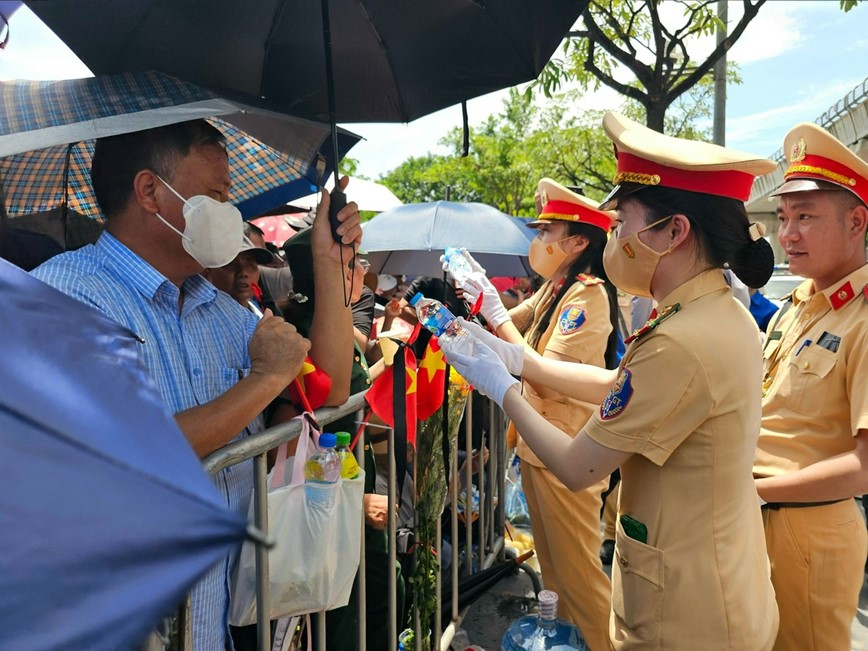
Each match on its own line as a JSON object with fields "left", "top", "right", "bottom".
{"left": 525, "top": 219, "right": 552, "bottom": 229}
{"left": 770, "top": 178, "right": 845, "bottom": 197}
{"left": 598, "top": 184, "right": 645, "bottom": 211}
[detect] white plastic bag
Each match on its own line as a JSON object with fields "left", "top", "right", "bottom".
{"left": 230, "top": 416, "right": 364, "bottom": 625}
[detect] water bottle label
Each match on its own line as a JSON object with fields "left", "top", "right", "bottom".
{"left": 421, "top": 308, "right": 453, "bottom": 336}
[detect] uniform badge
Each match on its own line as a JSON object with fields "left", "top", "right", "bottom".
{"left": 558, "top": 304, "right": 586, "bottom": 334}
{"left": 600, "top": 368, "right": 633, "bottom": 420}
{"left": 789, "top": 137, "right": 807, "bottom": 163}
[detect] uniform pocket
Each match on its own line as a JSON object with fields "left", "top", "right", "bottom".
{"left": 612, "top": 520, "right": 664, "bottom": 641}
{"left": 780, "top": 346, "right": 836, "bottom": 414}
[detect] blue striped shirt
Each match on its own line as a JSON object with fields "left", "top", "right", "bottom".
{"left": 33, "top": 232, "right": 261, "bottom": 651}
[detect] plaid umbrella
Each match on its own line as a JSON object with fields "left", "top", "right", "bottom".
{"left": 0, "top": 71, "right": 361, "bottom": 237}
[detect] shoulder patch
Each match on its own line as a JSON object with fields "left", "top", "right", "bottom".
{"left": 600, "top": 368, "right": 633, "bottom": 420}
{"left": 558, "top": 304, "right": 586, "bottom": 334}
{"left": 576, "top": 273, "right": 604, "bottom": 286}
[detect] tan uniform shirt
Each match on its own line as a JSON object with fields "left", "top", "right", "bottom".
{"left": 755, "top": 264, "right": 868, "bottom": 475}
{"left": 585, "top": 270, "right": 777, "bottom": 650}
{"left": 511, "top": 275, "right": 612, "bottom": 466}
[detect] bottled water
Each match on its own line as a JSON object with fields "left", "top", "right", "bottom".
{"left": 335, "top": 431, "right": 360, "bottom": 479}
{"left": 443, "top": 247, "right": 474, "bottom": 285}
{"left": 304, "top": 432, "right": 342, "bottom": 508}
{"left": 409, "top": 292, "right": 464, "bottom": 341}
{"left": 501, "top": 590, "right": 588, "bottom": 651}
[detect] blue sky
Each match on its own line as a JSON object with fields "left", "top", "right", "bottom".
{"left": 3, "top": 1, "right": 867, "bottom": 179}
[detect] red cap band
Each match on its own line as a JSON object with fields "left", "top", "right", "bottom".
{"left": 616, "top": 152, "right": 757, "bottom": 201}
{"left": 539, "top": 199, "right": 611, "bottom": 231}
{"left": 784, "top": 153, "right": 868, "bottom": 205}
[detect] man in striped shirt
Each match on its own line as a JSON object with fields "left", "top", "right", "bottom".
{"left": 32, "top": 120, "right": 362, "bottom": 649}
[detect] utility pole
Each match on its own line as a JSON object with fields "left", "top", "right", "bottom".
{"left": 713, "top": 0, "right": 728, "bottom": 146}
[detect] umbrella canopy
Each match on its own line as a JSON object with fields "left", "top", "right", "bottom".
{"left": 0, "top": 71, "right": 361, "bottom": 223}
{"left": 0, "top": 258, "right": 247, "bottom": 650}
{"left": 361, "top": 201, "right": 531, "bottom": 277}
{"left": 26, "top": 1, "right": 587, "bottom": 124}
{"left": 249, "top": 212, "right": 309, "bottom": 247}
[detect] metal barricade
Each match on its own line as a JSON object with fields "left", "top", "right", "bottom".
{"left": 188, "top": 389, "right": 508, "bottom": 651}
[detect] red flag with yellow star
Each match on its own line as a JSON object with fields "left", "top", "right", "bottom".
{"left": 416, "top": 336, "right": 447, "bottom": 421}
{"left": 286, "top": 356, "right": 332, "bottom": 411}
{"left": 365, "top": 345, "right": 418, "bottom": 445}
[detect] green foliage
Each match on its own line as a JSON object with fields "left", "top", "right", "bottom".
{"left": 531, "top": 0, "right": 765, "bottom": 130}
{"left": 840, "top": 0, "right": 862, "bottom": 11}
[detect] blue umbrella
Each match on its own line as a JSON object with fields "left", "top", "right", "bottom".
{"left": 361, "top": 201, "right": 532, "bottom": 277}
{"left": 0, "top": 258, "right": 248, "bottom": 651}
{"left": 0, "top": 71, "right": 361, "bottom": 224}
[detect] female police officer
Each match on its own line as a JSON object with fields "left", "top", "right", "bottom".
{"left": 442, "top": 113, "right": 780, "bottom": 650}
{"left": 448, "top": 178, "right": 619, "bottom": 650}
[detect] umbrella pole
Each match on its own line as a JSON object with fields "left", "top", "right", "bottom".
{"left": 320, "top": 0, "right": 341, "bottom": 180}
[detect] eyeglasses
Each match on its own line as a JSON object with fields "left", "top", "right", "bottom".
{"left": 348, "top": 257, "right": 371, "bottom": 272}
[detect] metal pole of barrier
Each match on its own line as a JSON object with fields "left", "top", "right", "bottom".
{"left": 487, "top": 402, "right": 497, "bottom": 554}
{"left": 434, "top": 517, "right": 442, "bottom": 649}
{"left": 254, "top": 452, "right": 271, "bottom": 651}
{"left": 464, "top": 392, "right": 473, "bottom": 576}
{"left": 478, "top": 432, "right": 486, "bottom": 563}
{"left": 388, "top": 425, "right": 398, "bottom": 651}
{"left": 316, "top": 611, "right": 326, "bottom": 651}
{"left": 450, "top": 428, "right": 459, "bottom": 624}
{"left": 356, "top": 409, "right": 367, "bottom": 651}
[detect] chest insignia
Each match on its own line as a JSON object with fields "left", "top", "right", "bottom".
{"left": 600, "top": 368, "right": 634, "bottom": 420}
{"left": 558, "top": 304, "right": 587, "bottom": 334}
{"left": 624, "top": 303, "right": 681, "bottom": 344}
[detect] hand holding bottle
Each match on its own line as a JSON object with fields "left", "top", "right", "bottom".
{"left": 438, "top": 325, "right": 520, "bottom": 406}
{"left": 457, "top": 318, "right": 524, "bottom": 375}
{"left": 440, "top": 248, "right": 510, "bottom": 329}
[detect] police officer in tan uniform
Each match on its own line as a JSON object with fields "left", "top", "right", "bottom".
{"left": 446, "top": 179, "right": 619, "bottom": 650}
{"left": 754, "top": 123, "right": 868, "bottom": 650}
{"left": 440, "top": 112, "right": 780, "bottom": 650}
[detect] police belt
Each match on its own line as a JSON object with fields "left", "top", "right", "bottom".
{"left": 760, "top": 498, "right": 850, "bottom": 511}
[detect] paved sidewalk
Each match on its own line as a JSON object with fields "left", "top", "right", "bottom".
{"left": 461, "top": 558, "right": 868, "bottom": 650}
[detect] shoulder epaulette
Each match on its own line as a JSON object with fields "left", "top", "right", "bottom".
{"left": 576, "top": 273, "right": 604, "bottom": 286}
{"left": 624, "top": 303, "right": 681, "bottom": 344}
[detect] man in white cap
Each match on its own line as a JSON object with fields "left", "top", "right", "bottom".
{"left": 754, "top": 122, "right": 868, "bottom": 650}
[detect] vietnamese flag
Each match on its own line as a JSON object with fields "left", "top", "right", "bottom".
{"left": 286, "top": 356, "right": 332, "bottom": 411}
{"left": 365, "top": 345, "right": 418, "bottom": 446}
{"left": 416, "top": 337, "right": 447, "bottom": 421}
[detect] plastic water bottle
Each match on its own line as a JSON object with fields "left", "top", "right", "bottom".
{"left": 409, "top": 292, "right": 464, "bottom": 341}
{"left": 444, "top": 247, "right": 474, "bottom": 285}
{"left": 501, "top": 590, "right": 589, "bottom": 651}
{"left": 304, "top": 432, "right": 342, "bottom": 508}
{"left": 335, "top": 431, "right": 360, "bottom": 479}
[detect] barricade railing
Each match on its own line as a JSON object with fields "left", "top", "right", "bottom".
{"left": 189, "top": 388, "right": 509, "bottom": 651}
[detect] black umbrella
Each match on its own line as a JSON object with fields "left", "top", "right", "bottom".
{"left": 26, "top": 1, "right": 587, "bottom": 126}
{"left": 27, "top": 0, "right": 587, "bottom": 241}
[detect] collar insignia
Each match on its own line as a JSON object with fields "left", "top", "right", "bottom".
{"left": 624, "top": 303, "right": 681, "bottom": 344}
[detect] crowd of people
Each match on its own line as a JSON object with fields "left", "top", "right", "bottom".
{"left": 2, "top": 105, "right": 866, "bottom": 651}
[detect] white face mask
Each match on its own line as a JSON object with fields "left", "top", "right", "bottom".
{"left": 154, "top": 176, "right": 243, "bottom": 268}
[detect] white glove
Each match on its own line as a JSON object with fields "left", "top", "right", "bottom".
{"left": 457, "top": 318, "right": 524, "bottom": 375}
{"left": 439, "top": 326, "right": 521, "bottom": 406}
{"left": 439, "top": 248, "right": 510, "bottom": 329}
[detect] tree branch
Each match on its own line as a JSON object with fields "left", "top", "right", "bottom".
{"left": 581, "top": 5, "right": 654, "bottom": 88}
{"left": 669, "top": 0, "right": 767, "bottom": 102}
{"left": 583, "top": 38, "right": 648, "bottom": 103}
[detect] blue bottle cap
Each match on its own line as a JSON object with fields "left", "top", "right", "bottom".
{"left": 319, "top": 433, "right": 337, "bottom": 448}
{"left": 409, "top": 292, "right": 424, "bottom": 306}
